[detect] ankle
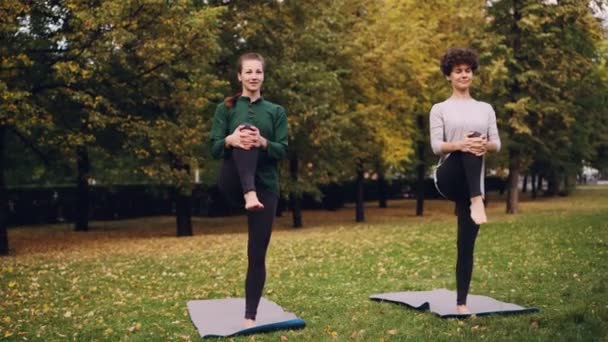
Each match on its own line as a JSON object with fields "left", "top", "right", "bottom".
{"left": 470, "top": 195, "right": 483, "bottom": 204}
{"left": 244, "top": 318, "right": 256, "bottom": 328}
{"left": 244, "top": 191, "right": 257, "bottom": 199}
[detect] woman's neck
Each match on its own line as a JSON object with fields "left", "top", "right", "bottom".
{"left": 242, "top": 89, "right": 261, "bottom": 102}
{"left": 450, "top": 88, "right": 471, "bottom": 100}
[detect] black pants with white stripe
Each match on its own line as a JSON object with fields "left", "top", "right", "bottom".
{"left": 435, "top": 151, "right": 483, "bottom": 305}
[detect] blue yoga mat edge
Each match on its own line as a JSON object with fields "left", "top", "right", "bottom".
{"left": 439, "top": 307, "right": 540, "bottom": 319}
{"left": 202, "top": 318, "right": 306, "bottom": 339}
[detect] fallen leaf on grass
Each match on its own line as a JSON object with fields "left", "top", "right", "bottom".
{"left": 127, "top": 322, "right": 142, "bottom": 333}
{"left": 530, "top": 319, "right": 540, "bottom": 328}
{"left": 350, "top": 329, "right": 365, "bottom": 339}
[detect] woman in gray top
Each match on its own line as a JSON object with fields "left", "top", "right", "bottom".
{"left": 429, "top": 47, "right": 501, "bottom": 315}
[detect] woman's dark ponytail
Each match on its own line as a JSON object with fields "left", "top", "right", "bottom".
{"left": 224, "top": 92, "right": 242, "bottom": 109}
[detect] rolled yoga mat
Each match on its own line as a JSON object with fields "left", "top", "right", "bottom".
{"left": 370, "top": 289, "right": 539, "bottom": 318}
{"left": 187, "top": 297, "right": 305, "bottom": 338}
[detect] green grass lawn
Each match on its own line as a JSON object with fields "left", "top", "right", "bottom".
{"left": 1, "top": 187, "right": 607, "bottom": 341}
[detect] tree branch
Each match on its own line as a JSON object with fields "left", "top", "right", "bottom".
{"left": 8, "top": 126, "right": 50, "bottom": 166}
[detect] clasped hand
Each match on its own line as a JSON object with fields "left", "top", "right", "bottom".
{"left": 226, "top": 125, "right": 267, "bottom": 150}
{"left": 460, "top": 132, "right": 487, "bottom": 156}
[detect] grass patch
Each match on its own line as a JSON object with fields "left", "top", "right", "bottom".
{"left": 1, "top": 187, "right": 607, "bottom": 341}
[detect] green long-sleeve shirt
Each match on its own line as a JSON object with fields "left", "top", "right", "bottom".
{"left": 209, "top": 96, "right": 288, "bottom": 195}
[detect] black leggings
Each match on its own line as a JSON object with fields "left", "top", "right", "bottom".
{"left": 218, "top": 148, "right": 278, "bottom": 320}
{"left": 435, "top": 151, "right": 483, "bottom": 305}
{"left": 218, "top": 148, "right": 258, "bottom": 197}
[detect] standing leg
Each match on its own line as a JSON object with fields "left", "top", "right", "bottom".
{"left": 455, "top": 199, "right": 480, "bottom": 314}
{"left": 244, "top": 190, "right": 278, "bottom": 324}
{"left": 436, "top": 151, "right": 483, "bottom": 313}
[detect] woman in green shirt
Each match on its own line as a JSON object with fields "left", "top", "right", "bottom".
{"left": 209, "top": 52, "right": 288, "bottom": 327}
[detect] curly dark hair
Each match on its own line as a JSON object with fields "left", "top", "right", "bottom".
{"left": 440, "top": 48, "right": 479, "bottom": 76}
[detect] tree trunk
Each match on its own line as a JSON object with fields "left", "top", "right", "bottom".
{"left": 175, "top": 190, "right": 193, "bottom": 236}
{"left": 275, "top": 197, "right": 284, "bottom": 217}
{"left": 506, "top": 149, "right": 520, "bottom": 214}
{"left": 505, "top": 1, "right": 522, "bottom": 215}
{"left": 171, "top": 159, "right": 193, "bottom": 237}
{"left": 522, "top": 173, "right": 528, "bottom": 193}
{"left": 547, "top": 172, "right": 559, "bottom": 197}
{"left": 355, "top": 161, "right": 365, "bottom": 222}
{"left": 74, "top": 146, "right": 90, "bottom": 231}
{"left": 0, "top": 126, "right": 9, "bottom": 255}
{"left": 531, "top": 173, "right": 537, "bottom": 199}
{"left": 415, "top": 155, "right": 425, "bottom": 214}
{"left": 377, "top": 163, "right": 387, "bottom": 208}
{"left": 563, "top": 173, "right": 571, "bottom": 195}
{"left": 537, "top": 174, "right": 543, "bottom": 195}
{"left": 415, "top": 114, "right": 425, "bottom": 216}
{"left": 289, "top": 156, "right": 302, "bottom": 228}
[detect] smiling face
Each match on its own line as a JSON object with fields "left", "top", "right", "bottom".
{"left": 447, "top": 63, "right": 473, "bottom": 92}
{"left": 238, "top": 59, "right": 264, "bottom": 95}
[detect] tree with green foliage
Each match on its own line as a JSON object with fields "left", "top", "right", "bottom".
{"left": 487, "top": 0, "right": 605, "bottom": 212}
{"left": 2, "top": 1, "right": 223, "bottom": 243}
{"left": 584, "top": 40, "right": 608, "bottom": 176}
{"left": 108, "top": 2, "right": 225, "bottom": 236}
{"left": 346, "top": 0, "right": 490, "bottom": 219}
{"left": 0, "top": 1, "right": 56, "bottom": 254}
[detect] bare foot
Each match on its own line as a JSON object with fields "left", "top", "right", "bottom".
{"left": 469, "top": 196, "right": 487, "bottom": 225}
{"left": 244, "top": 191, "right": 264, "bottom": 211}
{"left": 244, "top": 318, "right": 256, "bottom": 328}
{"left": 456, "top": 304, "right": 472, "bottom": 315}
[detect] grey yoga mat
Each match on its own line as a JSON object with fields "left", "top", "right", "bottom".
{"left": 187, "top": 298, "right": 305, "bottom": 338}
{"left": 370, "top": 289, "right": 539, "bottom": 318}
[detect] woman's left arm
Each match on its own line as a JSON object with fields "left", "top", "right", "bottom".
{"left": 486, "top": 106, "right": 501, "bottom": 153}
{"left": 260, "top": 106, "right": 288, "bottom": 160}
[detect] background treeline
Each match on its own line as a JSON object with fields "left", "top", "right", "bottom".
{"left": 4, "top": 177, "right": 509, "bottom": 226}
{"left": 1, "top": 0, "right": 607, "bottom": 253}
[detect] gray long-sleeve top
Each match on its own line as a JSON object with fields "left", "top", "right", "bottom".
{"left": 429, "top": 98, "right": 501, "bottom": 195}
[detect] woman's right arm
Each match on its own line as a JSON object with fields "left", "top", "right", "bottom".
{"left": 209, "top": 104, "right": 229, "bottom": 159}
{"left": 430, "top": 104, "right": 460, "bottom": 155}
